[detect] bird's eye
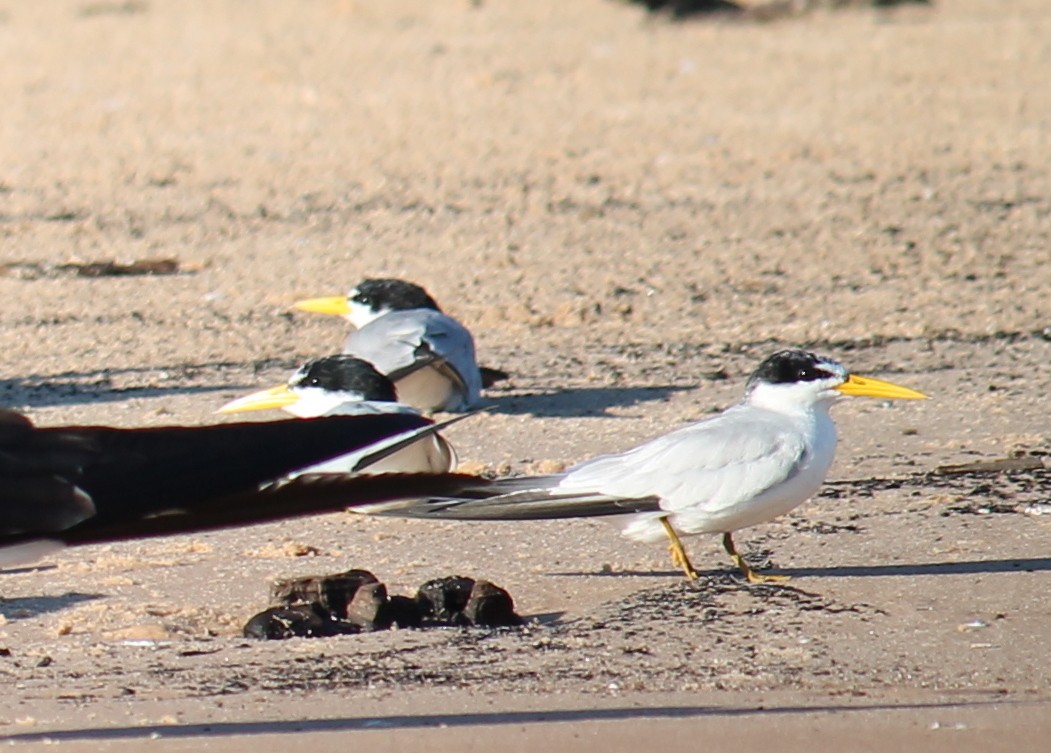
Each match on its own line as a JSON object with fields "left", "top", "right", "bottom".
{"left": 351, "top": 293, "right": 371, "bottom": 305}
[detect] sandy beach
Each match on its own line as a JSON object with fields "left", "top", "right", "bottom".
{"left": 1, "top": 0, "right": 1050, "bottom": 749}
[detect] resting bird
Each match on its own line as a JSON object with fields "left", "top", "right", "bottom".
{"left": 0, "top": 409, "right": 480, "bottom": 565}
{"left": 217, "top": 354, "right": 459, "bottom": 473}
{"left": 372, "top": 350, "right": 927, "bottom": 582}
{"left": 294, "top": 278, "right": 502, "bottom": 413}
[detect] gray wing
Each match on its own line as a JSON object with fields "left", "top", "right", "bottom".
{"left": 343, "top": 310, "right": 482, "bottom": 404}
{"left": 362, "top": 406, "right": 807, "bottom": 524}
{"left": 559, "top": 404, "right": 809, "bottom": 516}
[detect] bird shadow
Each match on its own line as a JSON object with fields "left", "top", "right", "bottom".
{"left": 547, "top": 557, "right": 1051, "bottom": 580}
{"left": 779, "top": 557, "right": 1051, "bottom": 579}
{"left": 0, "top": 592, "right": 104, "bottom": 620}
{"left": 526, "top": 611, "right": 566, "bottom": 625}
{"left": 483, "top": 385, "right": 693, "bottom": 418}
{"left": 0, "top": 381, "right": 248, "bottom": 409}
{"left": 0, "top": 359, "right": 271, "bottom": 409}
{"left": 0, "top": 563, "right": 58, "bottom": 576}
{"left": 547, "top": 568, "right": 688, "bottom": 579}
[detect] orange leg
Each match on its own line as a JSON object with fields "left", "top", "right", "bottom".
{"left": 722, "top": 532, "right": 790, "bottom": 584}
{"left": 660, "top": 518, "right": 699, "bottom": 580}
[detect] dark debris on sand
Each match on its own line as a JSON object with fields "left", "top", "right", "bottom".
{"left": 244, "top": 570, "right": 522, "bottom": 640}
{"left": 204, "top": 574, "right": 886, "bottom": 696}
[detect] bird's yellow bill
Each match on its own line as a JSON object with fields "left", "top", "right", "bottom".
{"left": 836, "top": 374, "right": 927, "bottom": 400}
{"left": 292, "top": 295, "right": 351, "bottom": 316}
{"left": 217, "top": 385, "right": 300, "bottom": 414}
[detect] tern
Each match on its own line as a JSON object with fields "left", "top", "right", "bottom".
{"left": 0, "top": 408, "right": 479, "bottom": 565}
{"left": 294, "top": 278, "right": 503, "bottom": 413}
{"left": 218, "top": 354, "right": 459, "bottom": 473}
{"left": 375, "top": 350, "right": 927, "bottom": 582}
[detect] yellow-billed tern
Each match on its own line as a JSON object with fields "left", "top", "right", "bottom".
{"left": 294, "top": 279, "right": 486, "bottom": 413}
{"left": 218, "top": 354, "right": 459, "bottom": 473}
{"left": 378, "top": 349, "right": 927, "bottom": 582}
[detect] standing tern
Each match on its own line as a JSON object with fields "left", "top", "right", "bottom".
{"left": 218, "top": 354, "right": 459, "bottom": 473}
{"left": 375, "top": 350, "right": 927, "bottom": 582}
{"left": 293, "top": 278, "right": 498, "bottom": 413}
{"left": 0, "top": 409, "right": 479, "bottom": 565}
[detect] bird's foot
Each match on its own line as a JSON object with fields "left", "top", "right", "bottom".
{"left": 739, "top": 563, "right": 791, "bottom": 585}
{"left": 723, "top": 532, "right": 789, "bottom": 585}
{"left": 661, "top": 518, "right": 699, "bottom": 580}
{"left": 669, "top": 544, "right": 700, "bottom": 581}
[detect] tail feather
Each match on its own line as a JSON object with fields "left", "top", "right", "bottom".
{"left": 479, "top": 365, "right": 510, "bottom": 388}
{"left": 369, "top": 473, "right": 662, "bottom": 521}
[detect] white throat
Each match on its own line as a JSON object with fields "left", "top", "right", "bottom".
{"left": 282, "top": 387, "right": 368, "bottom": 418}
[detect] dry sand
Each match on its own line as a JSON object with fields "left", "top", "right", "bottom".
{"left": 1, "top": 0, "right": 1050, "bottom": 749}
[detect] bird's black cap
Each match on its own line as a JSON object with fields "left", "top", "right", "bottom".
{"left": 291, "top": 355, "right": 399, "bottom": 402}
{"left": 350, "top": 279, "right": 441, "bottom": 313}
{"left": 747, "top": 349, "right": 839, "bottom": 389}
